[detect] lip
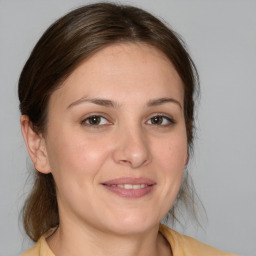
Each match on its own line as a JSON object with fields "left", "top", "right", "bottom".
{"left": 102, "top": 177, "right": 156, "bottom": 185}
{"left": 101, "top": 177, "right": 156, "bottom": 198}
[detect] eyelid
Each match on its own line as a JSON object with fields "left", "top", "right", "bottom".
{"left": 80, "top": 113, "right": 113, "bottom": 127}
{"left": 145, "top": 113, "right": 176, "bottom": 126}
{"left": 79, "top": 112, "right": 176, "bottom": 128}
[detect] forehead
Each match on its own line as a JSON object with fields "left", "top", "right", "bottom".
{"left": 49, "top": 42, "right": 184, "bottom": 109}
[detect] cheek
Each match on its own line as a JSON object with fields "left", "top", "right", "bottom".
{"left": 46, "top": 129, "right": 111, "bottom": 184}
{"left": 153, "top": 131, "right": 187, "bottom": 193}
{"left": 156, "top": 134, "right": 187, "bottom": 171}
{"left": 147, "top": 131, "right": 187, "bottom": 217}
{"left": 45, "top": 130, "right": 114, "bottom": 212}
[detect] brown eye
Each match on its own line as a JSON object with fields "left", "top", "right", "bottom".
{"left": 88, "top": 116, "right": 101, "bottom": 125}
{"left": 81, "top": 115, "right": 109, "bottom": 126}
{"left": 151, "top": 116, "right": 163, "bottom": 125}
{"left": 146, "top": 115, "right": 175, "bottom": 126}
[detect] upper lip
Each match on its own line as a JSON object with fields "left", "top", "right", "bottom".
{"left": 101, "top": 177, "right": 156, "bottom": 186}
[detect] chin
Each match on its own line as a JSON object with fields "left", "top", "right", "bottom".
{"left": 102, "top": 211, "right": 161, "bottom": 235}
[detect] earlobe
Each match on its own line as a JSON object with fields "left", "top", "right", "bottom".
{"left": 20, "top": 115, "right": 51, "bottom": 174}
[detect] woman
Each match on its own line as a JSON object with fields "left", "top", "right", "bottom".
{"left": 19, "top": 3, "right": 238, "bottom": 256}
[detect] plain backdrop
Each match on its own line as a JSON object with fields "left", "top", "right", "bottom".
{"left": 0, "top": 0, "right": 255, "bottom": 255}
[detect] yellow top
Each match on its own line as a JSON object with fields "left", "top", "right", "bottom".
{"left": 21, "top": 224, "right": 239, "bottom": 256}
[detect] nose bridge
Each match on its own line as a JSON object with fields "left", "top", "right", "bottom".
{"left": 112, "top": 120, "right": 151, "bottom": 168}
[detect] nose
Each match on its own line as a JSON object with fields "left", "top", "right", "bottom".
{"left": 112, "top": 126, "right": 152, "bottom": 169}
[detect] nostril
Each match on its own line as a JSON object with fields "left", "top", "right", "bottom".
{"left": 119, "top": 159, "right": 131, "bottom": 165}
{"left": 112, "top": 136, "right": 152, "bottom": 168}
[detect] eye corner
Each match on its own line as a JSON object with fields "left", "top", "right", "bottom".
{"left": 80, "top": 114, "right": 112, "bottom": 127}
{"left": 146, "top": 114, "right": 176, "bottom": 127}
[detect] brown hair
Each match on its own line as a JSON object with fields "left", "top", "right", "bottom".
{"left": 19, "top": 2, "right": 200, "bottom": 242}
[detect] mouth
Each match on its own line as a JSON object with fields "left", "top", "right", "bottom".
{"left": 107, "top": 184, "right": 150, "bottom": 189}
{"left": 101, "top": 177, "right": 156, "bottom": 198}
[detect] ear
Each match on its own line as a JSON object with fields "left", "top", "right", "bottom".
{"left": 20, "top": 115, "right": 51, "bottom": 174}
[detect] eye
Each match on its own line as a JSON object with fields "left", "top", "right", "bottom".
{"left": 81, "top": 115, "right": 110, "bottom": 126}
{"left": 146, "top": 115, "right": 175, "bottom": 126}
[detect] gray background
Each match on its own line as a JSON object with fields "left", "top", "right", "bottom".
{"left": 1, "top": 0, "right": 255, "bottom": 255}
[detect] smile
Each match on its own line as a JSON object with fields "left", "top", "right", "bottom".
{"left": 107, "top": 184, "right": 149, "bottom": 189}
{"left": 101, "top": 177, "right": 156, "bottom": 198}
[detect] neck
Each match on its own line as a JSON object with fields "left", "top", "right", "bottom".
{"left": 47, "top": 221, "right": 172, "bottom": 256}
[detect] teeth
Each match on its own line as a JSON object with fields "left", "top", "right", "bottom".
{"left": 124, "top": 184, "right": 133, "bottom": 189}
{"left": 117, "top": 184, "right": 148, "bottom": 189}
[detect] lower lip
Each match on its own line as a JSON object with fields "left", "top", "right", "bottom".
{"left": 103, "top": 185, "right": 155, "bottom": 198}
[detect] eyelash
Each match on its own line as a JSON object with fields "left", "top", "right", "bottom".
{"left": 80, "top": 115, "right": 111, "bottom": 127}
{"left": 146, "top": 114, "right": 176, "bottom": 126}
{"left": 80, "top": 114, "right": 176, "bottom": 128}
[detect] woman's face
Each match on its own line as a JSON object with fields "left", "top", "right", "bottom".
{"left": 43, "top": 43, "right": 187, "bottom": 235}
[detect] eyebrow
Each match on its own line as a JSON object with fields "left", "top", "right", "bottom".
{"left": 147, "top": 97, "right": 182, "bottom": 109}
{"left": 67, "top": 97, "right": 118, "bottom": 109}
{"left": 67, "top": 96, "right": 182, "bottom": 109}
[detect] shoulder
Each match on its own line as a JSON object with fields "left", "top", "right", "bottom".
{"left": 21, "top": 229, "right": 56, "bottom": 256}
{"left": 21, "top": 241, "right": 40, "bottom": 256}
{"left": 159, "top": 224, "right": 239, "bottom": 256}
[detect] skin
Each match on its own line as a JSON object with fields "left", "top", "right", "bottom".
{"left": 21, "top": 42, "right": 188, "bottom": 256}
